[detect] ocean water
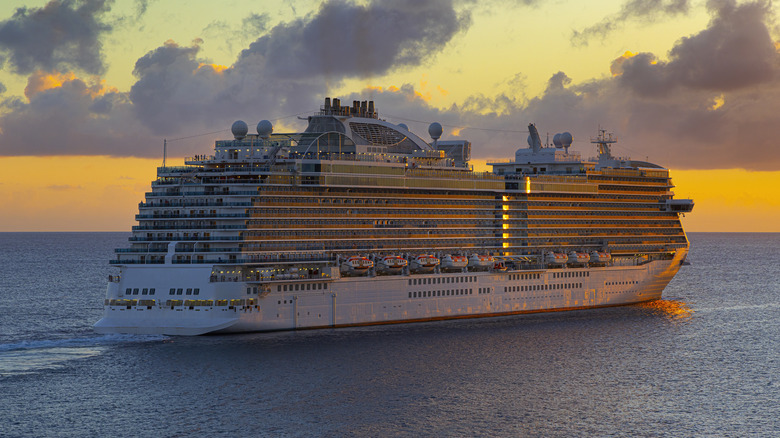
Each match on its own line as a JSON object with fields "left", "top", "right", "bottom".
{"left": 0, "top": 232, "right": 778, "bottom": 437}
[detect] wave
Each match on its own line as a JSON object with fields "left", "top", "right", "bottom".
{"left": 0, "top": 333, "right": 167, "bottom": 353}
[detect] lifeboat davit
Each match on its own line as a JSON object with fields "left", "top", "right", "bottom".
{"left": 568, "top": 251, "right": 590, "bottom": 264}
{"left": 589, "top": 251, "right": 611, "bottom": 263}
{"left": 410, "top": 254, "right": 440, "bottom": 273}
{"left": 545, "top": 252, "right": 568, "bottom": 265}
{"left": 340, "top": 256, "right": 373, "bottom": 276}
{"left": 493, "top": 261, "right": 507, "bottom": 271}
{"left": 377, "top": 255, "right": 408, "bottom": 274}
{"left": 441, "top": 255, "right": 468, "bottom": 271}
{"left": 468, "top": 254, "right": 494, "bottom": 270}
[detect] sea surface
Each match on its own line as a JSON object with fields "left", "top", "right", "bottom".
{"left": 0, "top": 232, "right": 778, "bottom": 437}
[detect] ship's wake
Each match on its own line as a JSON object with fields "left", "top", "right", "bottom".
{"left": 0, "top": 334, "right": 166, "bottom": 377}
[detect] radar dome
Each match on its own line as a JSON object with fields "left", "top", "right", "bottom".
{"left": 428, "top": 122, "right": 443, "bottom": 140}
{"left": 231, "top": 120, "right": 248, "bottom": 139}
{"left": 553, "top": 133, "right": 563, "bottom": 148}
{"left": 561, "top": 132, "right": 573, "bottom": 147}
{"left": 398, "top": 123, "right": 409, "bottom": 131}
{"left": 256, "top": 120, "right": 273, "bottom": 139}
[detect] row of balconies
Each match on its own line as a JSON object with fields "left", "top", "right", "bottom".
{"left": 145, "top": 190, "right": 257, "bottom": 197}
{"left": 129, "top": 236, "right": 242, "bottom": 242}
{"left": 135, "top": 213, "right": 248, "bottom": 219}
{"left": 139, "top": 201, "right": 251, "bottom": 208}
{"left": 132, "top": 224, "right": 246, "bottom": 230}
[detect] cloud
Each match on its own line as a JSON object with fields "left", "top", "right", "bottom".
{"left": 127, "top": 0, "right": 471, "bottom": 135}
{"left": 345, "top": 2, "right": 780, "bottom": 171}
{"left": 0, "top": 0, "right": 113, "bottom": 75}
{"left": 572, "top": 0, "right": 690, "bottom": 45}
{"left": 235, "top": 0, "right": 471, "bottom": 79}
{"left": 1, "top": 0, "right": 778, "bottom": 172}
{"left": 201, "top": 12, "right": 270, "bottom": 55}
{"left": 0, "top": 73, "right": 156, "bottom": 157}
{"left": 615, "top": 0, "right": 778, "bottom": 95}
{"left": 0, "top": 0, "right": 470, "bottom": 158}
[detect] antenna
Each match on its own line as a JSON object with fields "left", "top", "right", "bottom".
{"left": 163, "top": 138, "right": 167, "bottom": 168}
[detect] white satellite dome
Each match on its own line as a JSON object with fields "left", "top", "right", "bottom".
{"left": 398, "top": 123, "right": 409, "bottom": 131}
{"left": 428, "top": 122, "right": 443, "bottom": 140}
{"left": 561, "top": 132, "right": 573, "bottom": 147}
{"left": 257, "top": 120, "right": 273, "bottom": 139}
{"left": 231, "top": 120, "right": 248, "bottom": 139}
{"left": 553, "top": 133, "right": 563, "bottom": 148}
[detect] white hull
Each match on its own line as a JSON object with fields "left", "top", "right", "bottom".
{"left": 95, "top": 249, "right": 687, "bottom": 335}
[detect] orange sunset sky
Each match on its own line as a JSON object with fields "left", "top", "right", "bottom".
{"left": 0, "top": 0, "right": 778, "bottom": 232}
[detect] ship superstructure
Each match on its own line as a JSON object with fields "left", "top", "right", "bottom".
{"left": 95, "top": 98, "right": 693, "bottom": 335}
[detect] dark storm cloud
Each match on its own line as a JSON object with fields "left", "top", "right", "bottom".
{"left": 0, "top": 0, "right": 113, "bottom": 75}
{"left": 235, "top": 0, "right": 471, "bottom": 79}
{"left": 572, "top": 0, "right": 690, "bottom": 45}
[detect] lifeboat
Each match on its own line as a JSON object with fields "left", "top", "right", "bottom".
{"left": 468, "top": 254, "right": 494, "bottom": 270}
{"left": 568, "top": 251, "right": 590, "bottom": 264}
{"left": 410, "top": 254, "right": 440, "bottom": 273}
{"left": 545, "top": 252, "right": 568, "bottom": 265}
{"left": 441, "top": 255, "right": 468, "bottom": 271}
{"left": 340, "top": 256, "right": 373, "bottom": 276}
{"left": 589, "top": 251, "right": 611, "bottom": 263}
{"left": 377, "top": 255, "right": 408, "bottom": 275}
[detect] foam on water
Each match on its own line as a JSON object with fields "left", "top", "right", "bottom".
{"left": 0, "top": 334, "right": 167, "bottom": 377}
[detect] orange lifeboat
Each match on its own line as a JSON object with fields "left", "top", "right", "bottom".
{"left": 441, "top": 255, "right": 468, "bottom": 271}
{"left": 589, "top": 251, "right": 611, "bottom": 264}
{"left": 410, "top": 254, "right": 440, "bottom": 273}
{"left": 468, "top": 254, "right": 494, "bottom": 270}
{"left": 340, "top": 256, "right": 373, "bottom": 276}
{"left": 568, "top": 251, "right": 591, "bottom": 264}
{"left": 377, "top": 255, "right": 408, "bottom": 275}
{"left": 545, "top": 252, "right": 568, "bottom": 265}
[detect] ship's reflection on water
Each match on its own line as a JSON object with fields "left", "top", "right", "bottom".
{"left": 637, "top": 299, "right": 693, "bottom": 320}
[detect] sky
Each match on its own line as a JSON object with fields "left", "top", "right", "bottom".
{"left": 0, "top": 0, "right": 778, "bottom": 232}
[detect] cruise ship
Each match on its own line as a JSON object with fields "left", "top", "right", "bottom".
{"left": 95, "top": 97, "right": 694, "bottom": 335}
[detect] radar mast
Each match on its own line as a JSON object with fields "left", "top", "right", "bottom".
{"left": 591, "top": 128, "right": 617, "bottom": 160}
